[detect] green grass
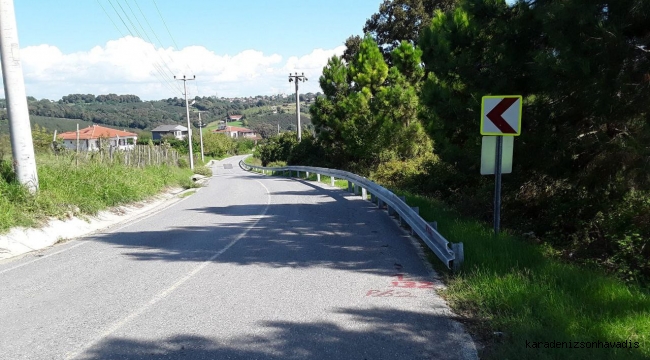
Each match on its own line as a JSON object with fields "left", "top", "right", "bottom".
{"left": 398, "top": 192, "right": 650, "bottom": 360}
{"left": 0, "top": 154, "right": 194, "bottom": 233}
{"left": 244, "top": 156, "right": 262, "bottom": 166}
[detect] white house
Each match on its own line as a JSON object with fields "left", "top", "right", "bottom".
{"left": 151, "top": 125, "right": 188, "bottom": 140}
{"left": 58, "top": 125, "right": 138, "bottom": 151}
{"left": 214, "top": 126, "right": 261, "bottom": 140}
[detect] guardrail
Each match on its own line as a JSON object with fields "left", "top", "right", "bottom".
{"left": 239, "top": 160, "right": 464, "bottom": 271}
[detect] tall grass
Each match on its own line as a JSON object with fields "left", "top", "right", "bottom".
{"left": 401, "top": 192, "right": 650, "bottom": 360}
{"left": 0, "top": 154, "right": 194, "bottom": 233}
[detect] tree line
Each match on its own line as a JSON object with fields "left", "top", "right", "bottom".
{"left": 258, "top": 0, "right": 650, "bottom": 284}
{"left": 0, "top": 93, "right": 306, "bottom": 133}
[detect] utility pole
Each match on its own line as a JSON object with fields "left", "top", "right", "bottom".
{"left": 0, "top": 0, "right": 38, "bottom": 192}
{"left": 288, "top": 72, "right": 307, "bottom": 141}
{"left": 174, "top": 75, "right": 195, "bottom": 170}
{"left": 198, "top": 111, "right": 205, "bottom": 163}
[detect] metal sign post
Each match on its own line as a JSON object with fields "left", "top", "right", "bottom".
{"left": 481, "top": 95, "right": 522, "bottom": 236}
{"left": 494, "top": 136, "right": 503, "bottom": 235}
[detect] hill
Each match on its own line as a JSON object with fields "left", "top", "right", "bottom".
{"left": 0, "top": 93, "right": 319, "bottom": 136}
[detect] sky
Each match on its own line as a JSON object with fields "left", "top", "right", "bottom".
{"left": 1, "top": 0, "right": 383, "bottom": 101}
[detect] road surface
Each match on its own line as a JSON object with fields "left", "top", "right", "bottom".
{"left": 0, "top": 155, "right": 477, "bottom": 359}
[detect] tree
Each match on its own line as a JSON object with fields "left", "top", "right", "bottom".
{"left": 311, "top": 35, "right": 432, "bottom": 171}
{"left": 418, "top": 0, "right": 650, "bottom": 282}
{"left": 363, "top": 0, "right": 457, "bottom": 61}
{"left": 342, "top": 35, "right": 362, "bottom": 63}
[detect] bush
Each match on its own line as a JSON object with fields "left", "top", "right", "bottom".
{"left": 193, "top": 166, "right": 212, "bottom": 177}
{"left": 177, "top": 158, "right": 189, "bottom": 168}
{"left": 371, "top": 153, "right": 437, "bottom": 193}
{"left": 267, "top": 161, "right": 287, "bottom": 167}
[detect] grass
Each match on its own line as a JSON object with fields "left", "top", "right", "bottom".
{"left": 0, "top": 154, "right": 195, "bottom": 233}
{"left": 398, "top": 191, "right": 650, "bottom": 360}
{"left": 244, "top": 159, "right": 650, "bottom": 360}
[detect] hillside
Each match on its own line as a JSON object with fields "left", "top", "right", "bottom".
{"left": 0, "top": 93, "right": 319, "bottom": 137}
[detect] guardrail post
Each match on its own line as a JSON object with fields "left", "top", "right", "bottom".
{"left": 348, "top": 182, "right": 353, "bottom": 193}
{"left": 355, "top": 185, "right": 361, "bottom": 196}
{"left": 370, "top": 193, "right": 376, "bottom": 204}
{"left": 361, "top": 188, "right": 367, "bottom": 200}
{"left": 451, "top": 243, "right": 464, "bottom": 272}
{"left": 306, "top": 171, "right": 310, "bottom": 179}
{"left": 331, "top": 177, "right": 335, "bottom": 186}
{"left": 377, "top": 199, "right": 384, "bottom": 209}
{"left": 387, "top": 205, "right": 395, "bottom": 216}
{"left": 317, "top": 174, "right": 321, "bottom": 182}
{"left": 409, "top": 207, "right": 420, "bottom": 235}
{"left": 396, "top": 196, "right": 407, "bottom": 225}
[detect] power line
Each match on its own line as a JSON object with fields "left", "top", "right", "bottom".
{"left": 120, "top": 0, "right": 179, "bottom": 82}
{"left": 102, "top": 0, "right": 181, "bottom": 95}
{"left": 133, "top": 0, "right": 182, "bottom": 73}
{"left": 151, "top": 0, "right": 196, "bottom": 81}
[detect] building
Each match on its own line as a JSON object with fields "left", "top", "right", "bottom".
{"left": 214, "top": 126, "right": 261, "bottom": 140}
{"left": 57, "top": 125, "right": 138, "bottom": 151}
{"left": 226, "top": 114, "right": 243, "bottom": 123}
{"left": 151, "top": 125, "right": 188, "bottom": 140}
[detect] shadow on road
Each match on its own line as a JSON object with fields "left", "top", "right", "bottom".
{"left": 83, "top": 307, "right": 468, "bottom": 360}
{"left": 87, "top": 179, "right": 416, "bottom": 278}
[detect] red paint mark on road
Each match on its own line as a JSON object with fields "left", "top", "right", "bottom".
{"left": 364, "top": 274, "right": 434, "bottom": 298}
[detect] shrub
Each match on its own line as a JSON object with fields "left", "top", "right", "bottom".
{"left": 193, "top": 166, "right": 212, "bottom": 177}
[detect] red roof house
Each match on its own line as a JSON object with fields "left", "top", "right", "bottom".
{"left": 58, "top": 125, "right": 138, "bottom": 151}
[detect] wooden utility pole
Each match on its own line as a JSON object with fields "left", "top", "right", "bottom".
{"left": 174, "top": 75, "right": 195, "bottom": 169}
{"left": 288, "top": 72, "right": 307, "bottom": 141}
{"left": 0, "top": 0, "right": 38, "bottom": 192}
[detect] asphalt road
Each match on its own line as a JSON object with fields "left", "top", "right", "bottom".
{"left": 0, "top": 155, "right": 477, "bottom": 360}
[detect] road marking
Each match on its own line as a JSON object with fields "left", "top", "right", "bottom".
{"left": 65, "top": 179, "right": 272, "bottom": 360}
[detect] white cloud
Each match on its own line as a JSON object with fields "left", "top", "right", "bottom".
{"left": 2, "top": 36, "right": 345, "bottom": 100}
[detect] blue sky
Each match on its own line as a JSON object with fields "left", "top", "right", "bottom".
{"left": 8, "top": 0, "right": 382, "bottom": 100}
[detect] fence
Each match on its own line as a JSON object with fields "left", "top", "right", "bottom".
{"left": 58, "top": 145, "right": 181, "bottom": 168}
{"left": 240, "top": 160, "right": 464, "bottom": 271}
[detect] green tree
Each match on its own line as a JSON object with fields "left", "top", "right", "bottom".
{"left": 363, "top": 0, "right": 457, "bottom": 61}
{"left": 311, "top": 35, "right": 433, "bottom": 171}
{"left": 419, "top": 0, "right": 650, "bottom": 282}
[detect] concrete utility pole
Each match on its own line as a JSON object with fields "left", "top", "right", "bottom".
{"left": 174, "top": 75, "right": 195, "bottom": 170}
{"left": 288, "top": 72, "right": 307, "bottom": 141}
{"left": 198, "top": 111, "right": 205, "bottom": 163}
{"left": 0, "top": 0, "right": 38, "bottom": 192}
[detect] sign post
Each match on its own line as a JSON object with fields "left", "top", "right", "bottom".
{"left": 493, "top": 136, "right": 503, "bottom": 235}
{"left": 481, "top": 95, "right": 522, "bottom": 236}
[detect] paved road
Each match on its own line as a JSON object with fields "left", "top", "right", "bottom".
{"left": 0, "top": 155, "right": 477, "bottom": 360}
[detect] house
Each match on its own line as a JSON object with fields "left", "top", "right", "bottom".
{"left": 58, "top": 125, "right": 137, "bottom": 151}
{"left": 226, "top": 114, "right": 243, "bottom": 123}
{"left": 214, "top": 126, "right": 261, "bottom": 140}
{"left": 151, "top": 125, "right": 188, "bottom": 140}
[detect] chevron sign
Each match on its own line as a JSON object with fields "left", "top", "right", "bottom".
{"left": 481, "top": 96, "right": 522, "bottom": 136}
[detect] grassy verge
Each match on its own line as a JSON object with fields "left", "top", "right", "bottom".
{"left": 244, "top": 156, "right": 262, "bottom": 166}
{"left": 0, "top": 154, "right": 194, "bottom": 233}
{"left": 398, "top": 191, "right": 650, "bottom": 360}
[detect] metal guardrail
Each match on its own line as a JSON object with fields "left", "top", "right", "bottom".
{"left": 239, "top": 160, "right": 464, "bottom": 271}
